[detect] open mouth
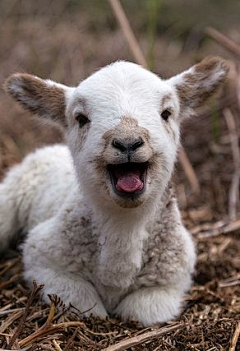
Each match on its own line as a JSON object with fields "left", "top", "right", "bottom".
{"left": 107, "top": 162, "right": 148, "bottom": 198}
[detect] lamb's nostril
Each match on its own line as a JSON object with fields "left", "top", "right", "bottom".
{"left": 130, "top": 138, "right": 144, "bottom": 151}
{"left": 112, "top": 139, "right": 127, "bottom": 152}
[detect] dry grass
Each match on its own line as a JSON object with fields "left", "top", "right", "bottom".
{"left": 0, "top": 1, "right": 240, "bottom": 350}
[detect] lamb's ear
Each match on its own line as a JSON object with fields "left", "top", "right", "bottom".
{"left": 4, "top": 73, "right": 73, "bottom": 126}
{"left": 168, "top": 57, "right": 229, "bottom": 117}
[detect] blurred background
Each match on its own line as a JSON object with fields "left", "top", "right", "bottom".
{"left": 0, "top": 0, "right": 240, "bottom": 221}
{"left": 1, "top": 3, "right": 240, "bottom": 348}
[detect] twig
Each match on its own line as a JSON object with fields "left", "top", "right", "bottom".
{"left": 108, "top": 0, "right": 200, "bottom": 195}
{"left": 0, "top": 274, "right": 21, "bottom": 289}
{"left": 19, "top": 321, "right": 86, "bottom": 347}
{"left": 229, "top": 322, "right": 240, "bottom": 351}
{"left": 179, "top": 148, "right": 200, "bottom": 195}
{"left": 0, "top": 308, "right": 25, "bottom": 316}
{"left": 219, "top": 280, "right": 240, "bottom": 288}
{"left": 219, "top": 274, "right": 240, "bottom": 288}
{"left": 108, "top": 0, "right": 147, "bottom": 67}
{"left": 223, "top": 108, "right": 240, "bottom": 220}
{"left": 8, "top": 281, "right": 44, "bottom": 349}
{"left": 193, "top": 219, "right": 240, "bottom": 239}
{"left": 62, "top": 328, "right": 79, "bottom": 351}
{"left": 102, "top": 323, "right": 183, "bottom": 351}
{"left": 0, "top": 311, "right": 23, "bottom": 334}
{"left": 0, "top": 257, "right": 20, "bottom": 277}
{"left": 0, "top": 297, "right": 27, "bottom": 313}
{"left": 206, "top": 27, "right": 240, "bottom": 60}
{"left": 53, "top": 339, "right": 63, "bottom": 351}
{"left": 236, "top": 66, "right": 240, "bottom": 112}
{"left": 191, "top": 220, "right": 226, "bottom": 235}
{"left": 18, "top": 297, "right": 102, "bottom": 348}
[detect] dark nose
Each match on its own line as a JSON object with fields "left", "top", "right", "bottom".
{"left": 112, "top": 138, "right": 144, "bottom": 152}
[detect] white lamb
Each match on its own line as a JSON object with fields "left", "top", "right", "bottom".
{"left": 0, "top": 57, "right": 228, "bottom": 326}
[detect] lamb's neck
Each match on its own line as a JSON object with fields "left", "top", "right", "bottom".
{"left": 93, "top": 197, "right": 158, "bottom": 238}
{"left": 91, "top": 198, "right": 161, "bottom": 289}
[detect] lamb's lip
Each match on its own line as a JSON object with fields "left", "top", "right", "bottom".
{"left": 107, "top": 162, "right": 148, "bottom": 199}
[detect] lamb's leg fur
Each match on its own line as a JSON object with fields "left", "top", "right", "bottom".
{"left": 114, "top": 286, "right": 184, "bottom": 327}
{"left": 22, "top": 215, "right": 107, "bottom": 318}
{"left": 24, "top": 265, "right": 107, "bottom": 317}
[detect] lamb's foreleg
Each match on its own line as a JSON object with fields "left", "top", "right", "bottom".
{"left": 22, "top": 218, "right": 107, "bottom": 317}
{"left": 25, "top": 266, "right": 107, "bottom": 317}
{"left": 114, "top": 286, "right": 185, "bottom": 327}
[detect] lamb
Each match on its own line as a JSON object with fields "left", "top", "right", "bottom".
{"left": 0, "top": 57, "right": 228, "bottom": 326}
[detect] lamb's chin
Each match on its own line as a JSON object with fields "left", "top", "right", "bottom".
{"left": 113, "top": 198, "right": 145, "bottom": 209}
{"left": 108, "top": 188, "right": 147, "bottom": 209}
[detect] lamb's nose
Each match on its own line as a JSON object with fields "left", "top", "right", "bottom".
{"left": 112, "top": 138, "right": 144, "bottom": 152}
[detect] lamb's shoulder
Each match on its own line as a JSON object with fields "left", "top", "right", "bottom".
{"left": 135, "top": 185, "right": 196, "bottom": 289}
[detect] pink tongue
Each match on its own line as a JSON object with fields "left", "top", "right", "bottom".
{"left": 116, "top": 173, "right": 143, "bottom": 193}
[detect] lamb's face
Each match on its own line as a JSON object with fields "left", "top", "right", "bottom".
{"left": 66, "top": 63, "right": 180, "bottom": 208}
{"left": 4, "top": 57, "right": 229, "bottom": 209}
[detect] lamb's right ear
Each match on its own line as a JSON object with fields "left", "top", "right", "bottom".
{"left": 168, "top": 57, "right": 230, "bottom": 118}
{"left": 4, "top": 73, "right": 73, "bottom": 126}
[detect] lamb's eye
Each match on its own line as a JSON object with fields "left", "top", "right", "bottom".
{"left": 161, "top": 109, "right": 171, "bottom": 121}
{"left": 76, "top": 113, "right": 89, "bottom": 128}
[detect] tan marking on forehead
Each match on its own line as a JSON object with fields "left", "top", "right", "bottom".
{"left": 103, "top": 116, "right": 149, "bottom": 143}
{"left": 117, "top": 116, "right": 138, "bottom": 129}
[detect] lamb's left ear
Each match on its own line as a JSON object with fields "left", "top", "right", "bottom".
{"left": 4, "top": 73, "right": 73, "bottom": 126}
{"left": 168, "top": 56, "right": 229, "bottom": 117}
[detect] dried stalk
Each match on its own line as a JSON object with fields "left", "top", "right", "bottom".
{"left": 19, "top": 321, "right": 86, "bottom": 347}
{"left": 53, "top": 339, "right": 63, "bottom": 351}
{"left": 18, "top": 297, "right": 102, "bottom": 348}
{"left": 179, "top": 148, "right": 200, "bottom": 195}
{"left": 8, "top": 281, "right": 44, "bottom": 349}
{"left": 103, "top": 323, "right": 183, "bottom": 351}
{"left": 219, "top": 274, "right": 240, "bottom": 288}
{"left": 0, "top": 311, "right": 23, "bottom": 334}
{"left": 229, "top": 322, "right": 240, "bottom": 351}
{"left": 206, "top": 27, "right": 240, "bottom": 60}
{"left": 108, "top": 0, "right": 200, "bottom": 195}
{"left": 191, "top": 220, "right": 226, "bottom": 235}
{"left": 62, "top": 327, "right": 79, "bottom": 351}
{"left": 193, "top": 219, "right": 240, "bottom": 239}
{"left": 0, "top": 308, "right": 25, "bottom": 316}
{"left": 108, "top": 0, "right": 147, "bottom": 67}
{"left": 223, "top": 108, "right": 240, "bottom": 220}
{"left": 0, "top": 258, "right": 20, "bottom": 277}
{"left": 236, "top": 66, "right": 240, "bottom": 112}
{"left": 0, "top": 274, "right": 21, "bottom": 289}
